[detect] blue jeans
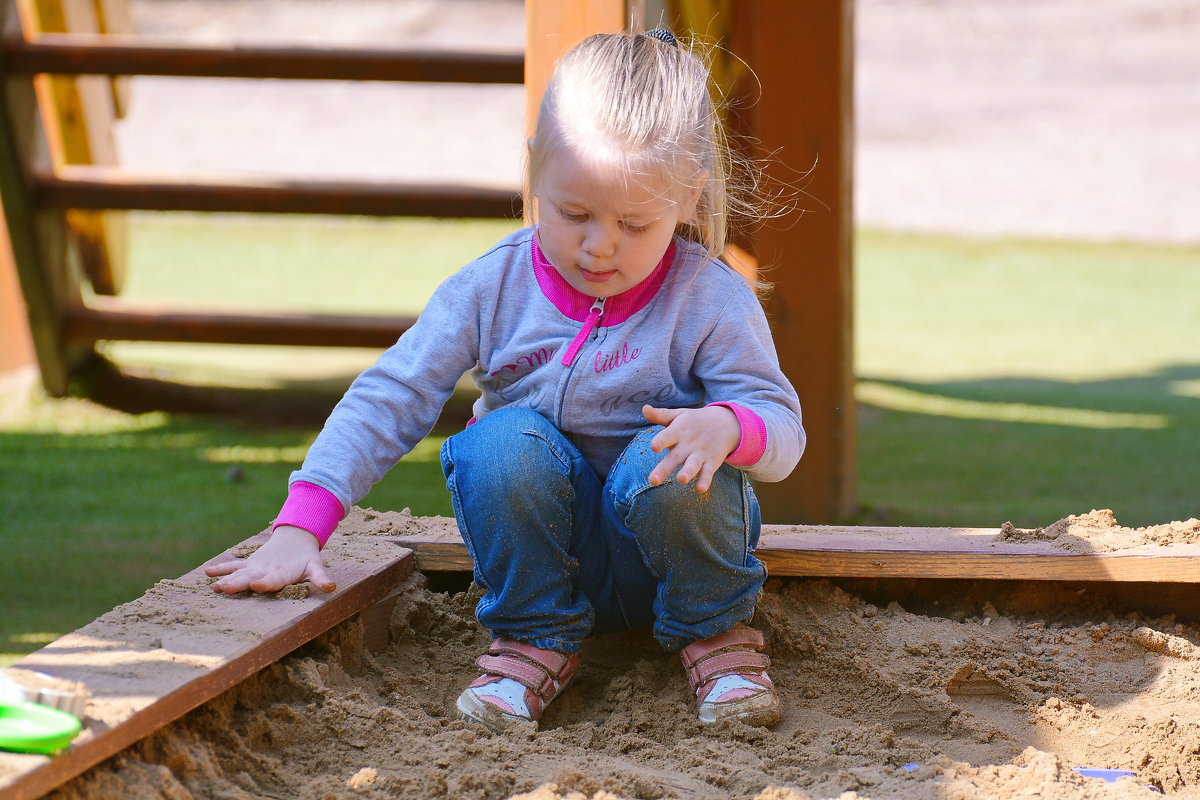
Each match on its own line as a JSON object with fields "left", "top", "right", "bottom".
{"left": 440, "top": 407, "right": 764, "bottom": 654}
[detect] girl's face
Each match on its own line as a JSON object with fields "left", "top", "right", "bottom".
{"left": 533, "top": 144, "right": 697, "bottom": 298}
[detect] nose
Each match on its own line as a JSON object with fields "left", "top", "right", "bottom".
{"left": 582, "top": 223, "right": 617, "bottom": 259}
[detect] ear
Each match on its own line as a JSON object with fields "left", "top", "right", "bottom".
{"left": 524, "top": 137, "right": 539, "bottom": 224}
{"left": 681, "top": 171, "right": 707, "bottom": 221}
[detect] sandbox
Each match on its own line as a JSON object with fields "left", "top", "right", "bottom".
{"left": 4, "top": 509, "right": 1200, "bottom": 799}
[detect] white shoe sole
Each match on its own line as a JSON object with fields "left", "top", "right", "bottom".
{"left": 698, "top": 690, "right": 782, "bottom": 726}
{"left": 456, "top": 689, "right": 530, "bottom": 732}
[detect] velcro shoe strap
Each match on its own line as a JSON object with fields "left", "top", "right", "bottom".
{"left": 477, "top": 639, "right": 578, "bottom": 699}
{"left": 476, "top": 653, "right": 556, "bottom": 698}
{"left": 680, "top": 625, "right": 765, "bottom": 670}
{"left": 686, "top": 650, "right": 771, "bottom": 693}
{"left": 488, "top": 638, "right": 573, "bottom": 678}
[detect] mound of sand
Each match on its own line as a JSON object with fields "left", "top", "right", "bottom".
{"left": 998, "top": 509, "right": 1200, "bottom": 553}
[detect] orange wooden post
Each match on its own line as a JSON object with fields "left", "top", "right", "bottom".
{"left": 21, "top": 0, "right": 128, "bottom": 296}
{"left": 732, "top": 1, "right": 856, "bottom": 523}
{"left": 0, "top": 213, "right": 37, "bottom": 376}
{"left": 1, "top": 1, "right": 76, "bottom": 395}
{"left": 523, "top": 0, "right": 630, "bottom": 143}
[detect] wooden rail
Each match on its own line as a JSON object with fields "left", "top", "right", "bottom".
{"left": 2, "top": 32, "right": 525, "bottom": 83}
{"left": 37, "top": 165, "right": 523, "bottom": 217}
{"left": 65, "top": 299, "right": 416, "bottom": 348}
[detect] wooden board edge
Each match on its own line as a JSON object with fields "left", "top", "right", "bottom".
{"left": 391, "top": 534, "right": 1200, "bottom": 583}
{"left": 755, "top": 550, "right": 1200, "bottom": 582}
{"left": 0, "top": 548, "right": 414, "bottom": 800}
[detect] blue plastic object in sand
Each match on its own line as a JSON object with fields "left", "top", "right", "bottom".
{"left": 1073, "top": 767, "right": 1138, "bottom": 782}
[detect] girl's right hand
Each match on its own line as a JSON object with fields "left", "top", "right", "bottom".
{"left": 205, "top": 525, "right": 337, "bottom": 595}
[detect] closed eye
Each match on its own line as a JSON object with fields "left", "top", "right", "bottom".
{"left": 621, "top": 221, "right": 651, "bottom": 234}
{"left": 558, "top": 207, "right": 587, "bottom": 223}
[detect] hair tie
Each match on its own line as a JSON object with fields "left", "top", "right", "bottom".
{"left": 644, "top": 28, "right": 678, "bottom": 47}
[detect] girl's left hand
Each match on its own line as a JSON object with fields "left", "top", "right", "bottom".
{"left": 643, "top": 404, "right": 741, "bottom": 492}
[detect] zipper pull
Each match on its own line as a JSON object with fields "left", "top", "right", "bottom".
{"left": 560, "top": 297, "right": 605, "bottom": 367}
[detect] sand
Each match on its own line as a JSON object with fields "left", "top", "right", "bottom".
{"left": 39, "top": 510, "right": 1200, "bottom": 800}
{"left": 998, "top": 510, "right": 1200, "bottom": 553}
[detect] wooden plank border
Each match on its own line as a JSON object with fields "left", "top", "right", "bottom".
{"left": 387, "top": 515, "right": 1200, "bottom": 583}
{"left": 0, "top": 532, "right": 414, "bottom": 800}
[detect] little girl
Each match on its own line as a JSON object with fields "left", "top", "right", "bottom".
{"left": 208, "top": 28, "right": 804, "bottom": 730}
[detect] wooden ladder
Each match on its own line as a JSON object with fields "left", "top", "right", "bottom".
{"left": 0, "top": 0, "right": 524, "bottom": 398}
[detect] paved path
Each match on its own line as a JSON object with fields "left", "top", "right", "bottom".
{"left": 117, "top": 0, "right": 1200, "bottom": 244}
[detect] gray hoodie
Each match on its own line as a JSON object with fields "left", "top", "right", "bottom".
{"left": 290, "top": 226, "right": 804, "bottom": 513}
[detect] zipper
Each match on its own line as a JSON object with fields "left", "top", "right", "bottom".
{"left": 560, "top": 297, "right": 606, "bottom": 367}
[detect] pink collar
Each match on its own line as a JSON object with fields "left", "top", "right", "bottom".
{"left": 531, "top": 230, "right": 674, "bottom": 325}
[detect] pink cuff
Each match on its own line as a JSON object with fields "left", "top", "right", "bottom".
{"left": 273, "top": 481, "right": 345, "bottom": 549}
{"left": 708, "top": 402, "right": 768, "bottom": 468}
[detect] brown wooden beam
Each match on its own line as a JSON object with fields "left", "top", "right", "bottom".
{"left": 0, "top": 4, "right": 75, "bottom": 395}
{"left": 383, "top": 512, "right": 1200, "bottom": 583}
{"left": 34, "top": 165, "right": 523, "bottom": 217}
{"left": 0, "top": 532, "right": 415, "bottom": 800}
{"left": 732, "top": 0, "right": 856, "bottom": 523}
{"left": 3, "top": 33, "right": 525, "bottom": 83}
{"left": 64, "top": 299, "right": 416, "bottom": 348}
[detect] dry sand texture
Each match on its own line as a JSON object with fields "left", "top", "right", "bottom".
{"left": 34, "top": 508, "right": 1200, "bottom": 800}
{"left": 999, "top": 509, "right": 1200, "bottom": 553}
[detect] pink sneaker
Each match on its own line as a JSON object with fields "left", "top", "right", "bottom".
{"left": 680, "top": 623, "right": 781, "bottom": 726}
{"left": 456, "top": 638, "right": 580, "bottom": 731}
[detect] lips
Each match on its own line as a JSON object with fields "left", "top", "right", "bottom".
{"left": 580, "top": 266, "right": 617, "bottom": 283}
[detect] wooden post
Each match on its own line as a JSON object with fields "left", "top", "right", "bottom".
{"left": 732, "top": 1, "right": 856, "bottom": 523}
{"left": 0, "top": 0, "right": 77, "bottom": 395}
{"left": 524, "top": 0, "right": 630, "bottom": 141}
{"left": 21, "top": 0, "right": 127, "bottom": 296}
{"left": 0, "top": 212, "right": 36, "bottom": 375}
{"left": 92, "top": 0, "right": 134, "bottom": 115}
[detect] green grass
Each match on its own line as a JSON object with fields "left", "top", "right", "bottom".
{"left": 2, "top": 215, "right": 1198, "bottom": 663}
{"left": 0, "top": 385, "right": 453, "bottom": 666}
{"left": 855, "top": 230, "right": 1200, "bottom": 528}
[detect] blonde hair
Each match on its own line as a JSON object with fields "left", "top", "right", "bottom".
{"left": 526, "top": 30, "right": 760, "bottom": 262}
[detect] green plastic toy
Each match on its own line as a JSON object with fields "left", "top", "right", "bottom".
{"left": 0, "top": 702, "right": 82, "bottom": 754}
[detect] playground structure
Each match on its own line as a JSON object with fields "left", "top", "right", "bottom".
{"left": 3, "top": 5, "right": 1200, "bottom": 797}
{"left": 0, "top": 0, "right": 853, "bottom": 525}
